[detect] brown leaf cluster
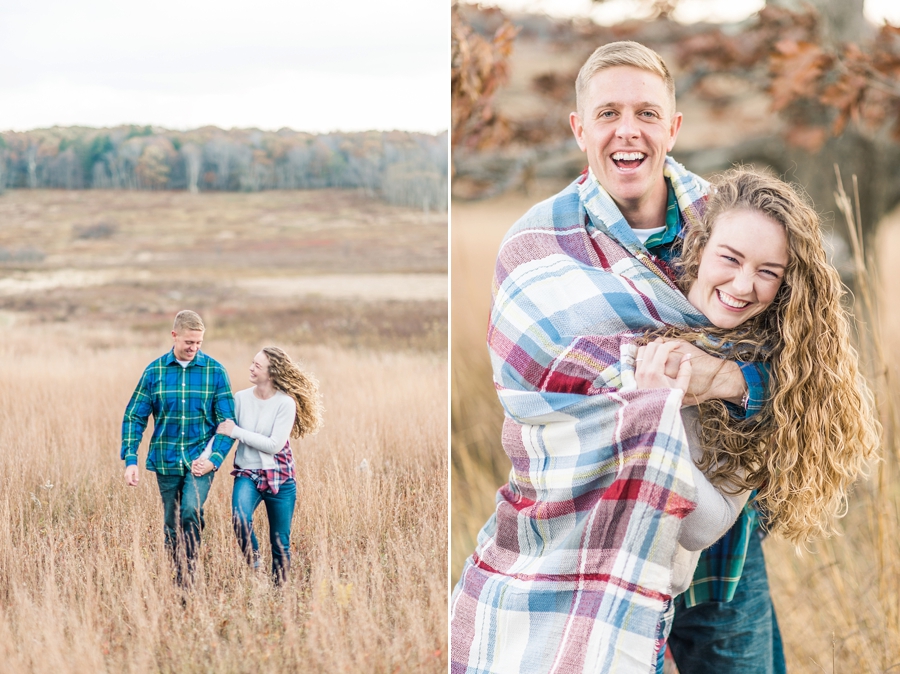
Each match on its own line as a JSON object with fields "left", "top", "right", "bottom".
{"left": 769, "top": 40, "right": 834, "bottom": 112}
{"left": 451, "top": 4, "right": 518, "bottom": 150}
{"left": 678, "top": 6, "right": 819, "bottom": 73}
{"left": 679, "top": 6, "right": 900, "bottom": 150}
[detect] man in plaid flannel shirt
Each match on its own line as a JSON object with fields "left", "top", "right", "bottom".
{"left": 121, "top": 310, "right": 235, "bottom": 585}
{"left": 566, "top": 42, "right": 783, "bottom": 672}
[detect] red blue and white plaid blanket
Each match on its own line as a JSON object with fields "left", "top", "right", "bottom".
{"left": 452, "top": 159, "right": 711, "bottom": 674}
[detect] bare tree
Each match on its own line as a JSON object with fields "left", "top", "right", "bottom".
{"left": 181, "top": 143, "right": 202, "bottom": 193}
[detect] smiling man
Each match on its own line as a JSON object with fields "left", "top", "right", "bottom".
{"left": 452, "top": 42, "right": 784, "bottom": 674}
{"left": 121, "top": 309, "right": 236, "bottom": 586}
{"left": 570, "top": 59, "right": 681, "bottom": 231}
{"left": 568, "top": 42, "right": 784, "bottom": 674}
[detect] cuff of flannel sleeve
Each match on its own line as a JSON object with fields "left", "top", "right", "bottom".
{"left": 124, "top": 455, "right": 138, "bottom": 467}
{"left": 209, "top": 434, "right": 235, "bottom": 470}
{"left": 735, "top": 362, "right": 767, "bottom": 419}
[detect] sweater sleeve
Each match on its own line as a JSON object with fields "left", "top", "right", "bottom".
{"left": 230, "top": 395, "right": 295, "bottom": 455}
{"left": 677, "top": 407, "right": 751, "bottom": 551}
{"left": 678, "top": 462, "right": 750, "bottom": 552}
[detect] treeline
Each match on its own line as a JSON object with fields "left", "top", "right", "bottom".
{"left": 0, "top": 126, "right": 448, "bottom": 211}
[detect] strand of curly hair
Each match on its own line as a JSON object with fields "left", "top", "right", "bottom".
{"left": 667, "top": 168, "right": 880, "bottom": 546}
{"left": 261, "top": 346, "right": 323, "bottom": 439}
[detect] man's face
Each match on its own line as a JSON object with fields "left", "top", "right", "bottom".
{"left": 569, "top": 65, "right": 682, "bottom": 212}
{"left": 171, "top": 329, "right": 204, "bottom": 361}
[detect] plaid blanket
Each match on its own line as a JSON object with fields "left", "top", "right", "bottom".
{"left": 451, "top": 159, "right": 711, "bottom": 674}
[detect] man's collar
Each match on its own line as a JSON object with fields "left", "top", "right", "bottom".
{"left": 642, "top": 178, "right": 681, "bottom": 250}
{"left": 579, "top": 157, "right": 707, "bottom": 254}
{"left": 164, "top": 349, "right": 207, "bottom": 366}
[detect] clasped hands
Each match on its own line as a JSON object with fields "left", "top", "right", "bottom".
{"left": 634, "top": 338, "right": 746, "bottom": 407}
{"left": 189, "top": 420, "right": 236, "bottom": 477}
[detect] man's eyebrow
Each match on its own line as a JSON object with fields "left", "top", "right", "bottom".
{"left": 594, "top": 100, "right": 664, "bottom": 109}
{"left": 719, "top": 243, "right": 787, "bottom": 269}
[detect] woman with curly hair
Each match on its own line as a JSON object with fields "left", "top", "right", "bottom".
{"left": 215, "top": 346, "right": 323, "bottom": 583}
{"left": 639, "top": 167, "right": 878, "bottom": 547}
{"left": 633, "top": 167, "right": 880, "bottom": 671}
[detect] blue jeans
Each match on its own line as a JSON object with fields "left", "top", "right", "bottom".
{"left": 232, "top": 477, "right": 297, "bottom": 583}
{"left": 668, "top": 530, "right": 786, "bottom": 674}
{"left": 155, "top": 471, "right": 215, "bottom": 584}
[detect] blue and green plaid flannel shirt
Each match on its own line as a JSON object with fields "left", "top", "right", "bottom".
{"left": 121, "top": 349, "right": 236, "bottom": 475}
{"left": 646, "top": 179, "right": 769, "bottom": 607}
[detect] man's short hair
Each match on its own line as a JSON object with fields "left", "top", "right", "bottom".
{"left": 173, "top": 310, "right": 205, "bottom": 333}
{"left": 575, "top": 41, "right": 676, "bottom": 116}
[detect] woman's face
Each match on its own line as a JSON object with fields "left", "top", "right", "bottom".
{"left": 687, "top": 208, "right": 789, "bottom": 329}
{"left": 249, "top": 351, "right": 271, "bottom": 386}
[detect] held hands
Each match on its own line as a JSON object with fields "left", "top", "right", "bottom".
{"left": 191, "top": 457, "right": 216, "bottom": 477}
{"left": 217, "top": 419, "right": 236, "bottom": 436}
{"left": 635, "top": 339, "right": 692, "bottom": 393}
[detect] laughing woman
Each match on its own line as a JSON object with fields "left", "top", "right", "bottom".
{"left": 217, "top": 346, "right": 323, "bottom": 583}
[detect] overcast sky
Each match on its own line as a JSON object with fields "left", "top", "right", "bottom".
{"left": 0, "top": 0, "right": 449, "bottom": 134}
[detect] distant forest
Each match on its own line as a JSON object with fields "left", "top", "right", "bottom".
{"left": 0, "top": 126, "right": 448, "bottom": 211}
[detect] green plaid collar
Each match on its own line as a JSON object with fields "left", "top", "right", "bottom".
{"left": 163, "top": 349, "right": 209, "bottom": 367}
{"left": 642, "top": 178, "right": 681, "bottom": 250}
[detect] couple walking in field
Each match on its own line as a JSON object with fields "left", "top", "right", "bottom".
{"left": 120, "top": 309, "right": 322, "bottom": 586}
{"left": 451, "top": 41, "right": 879, "bottom": 673}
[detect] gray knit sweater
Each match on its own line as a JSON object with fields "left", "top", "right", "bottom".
{"left": 671, "top": 407, "right": 751, "bottom": 595}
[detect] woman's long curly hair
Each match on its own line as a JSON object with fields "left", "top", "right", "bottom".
{"left": 261, "top": 346, "right": 323, "bottom": 439}
{"left": 671, "top": 167, "right": 880, "bottom": 545}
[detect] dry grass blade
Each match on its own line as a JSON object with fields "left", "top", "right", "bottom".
{"left": 759, "top": 167, "right": 900, "bottom": 672}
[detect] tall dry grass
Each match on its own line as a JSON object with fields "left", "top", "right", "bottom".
{"left": 759, "top": 173, "right": 900, "bottom": 672}
{"left": 449, "top": 184, "right": 900, "bottom": 672}
{"left": 0, "top": 324, "right": 447, "bottom": 673}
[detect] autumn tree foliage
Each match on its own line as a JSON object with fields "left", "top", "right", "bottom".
{"left": 678, "top": 5, "right": 900, "bottom": 152}
{"left": 452, "top": 1, "right": 900, "bottom": 241}
{"left": 673, "top": 3, "right": 900, "bottom": 242}
{"left": 451, "top": 3, "right": 518, "bottom": 150}
{"left": 0, "top": 127, "right": 448, "bottom": 211}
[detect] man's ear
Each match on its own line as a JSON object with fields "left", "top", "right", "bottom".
{"left": 570, "top": 111, "right": 587, "bottom": 152}
{"left": 667, "top": 112, "right": 683, "bottom": 152}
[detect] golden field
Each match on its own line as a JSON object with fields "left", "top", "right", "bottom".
{"left": 0, "top": 189, "right": 448, "bottom": 673}
{"left": 450, "top": 185, "right": 900, "bottom": 673}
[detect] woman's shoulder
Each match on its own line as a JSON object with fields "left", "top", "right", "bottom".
{"left": 271, "top": 389, "right": 294, "bottom": 407}
{"left": 238, "top": 387, "right": 293, "bottom": 408}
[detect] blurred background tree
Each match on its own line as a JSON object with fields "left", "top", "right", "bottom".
{"left": 452, "top": 0, "right": 900, "bottom": 249}
{"left": 0, "top": 127, "right": 448, "bottom": 212}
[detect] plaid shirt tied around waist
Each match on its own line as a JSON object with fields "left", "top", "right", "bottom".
{"left": 232, "top": 440, "right": 295, "bottom": 495}
{"left": 121, "top": 350, "right": 236, "bottom": 475}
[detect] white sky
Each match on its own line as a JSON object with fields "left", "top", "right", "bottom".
{"left": 490, "top": 0, "right": 900, "bottom": 27}
{"left": 3, "top": 1, "right": 895, "bottom": 135}
{"left": 0, "top": 0, "right": 449, "bottom": 134}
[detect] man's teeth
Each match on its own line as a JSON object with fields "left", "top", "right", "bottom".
{"left": 612, "top": 152, "right": 645, "bottom": 161}
{"left": 717, "top": 290, "right": 749, "bottom": 308}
